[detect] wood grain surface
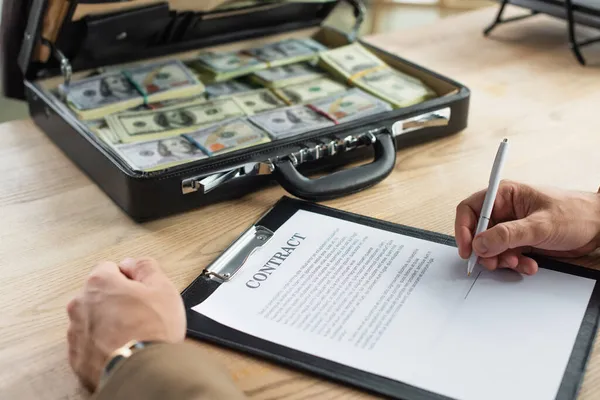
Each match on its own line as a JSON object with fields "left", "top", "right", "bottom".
{"left": 2, "top": 5, "right": 600, "bottom": 400}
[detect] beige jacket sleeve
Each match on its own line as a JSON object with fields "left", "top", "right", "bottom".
{"left": 93, "top": 342, "right": 247, "bottom": 400}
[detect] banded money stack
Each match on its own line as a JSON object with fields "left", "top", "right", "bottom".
{"left": 54, "top": 38, "right": 437, "bottom": 172}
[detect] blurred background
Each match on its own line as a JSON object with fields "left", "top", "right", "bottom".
{"left": 0, "top": 0, "right": 493, "bottom": 123}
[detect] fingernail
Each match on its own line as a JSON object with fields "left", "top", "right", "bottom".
{"left": 473, "top": 237, "right": 488, "bottom": 254}
{"left": 120, "top": 258, "right": 136, "bottom": 268}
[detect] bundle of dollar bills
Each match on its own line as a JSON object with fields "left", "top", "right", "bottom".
{"left": 114, "top": 136, "right": 208, "bottom": 172}
{"left": 204, "top": 79, "right": 258, "bottom": 99}
{"left": 309, "top": 88, "right": 392, "bottom": 123}
{"left": 250, "top": 62, "right": 324, "bottom": 88}
{"left": 60, "top": 60, "right": 205, "bottom": 120}
{"left": 318, "top": 43, "right": 437, "bottom": 108}
{"left": 185, "top": 118, "right": 271, "bottom": 155}
{"left": 187, "top": 38, "right": 327, "bottom": 83}
{"left": 105, "top": 98, "right": 247, "bottom": 143}
{"left": 273, "top": 76, "right": 348, "bottom": 105}
{"left": 249, "top": 105, "right": 335, "bottom": 139}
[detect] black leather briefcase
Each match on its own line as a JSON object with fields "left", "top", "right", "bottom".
{"left": 1, "top": 0, "right": 470, "bottom": 222}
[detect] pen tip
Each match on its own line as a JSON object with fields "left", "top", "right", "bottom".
{"left": 503, "top": 138, "right": 508, "bottom": 143}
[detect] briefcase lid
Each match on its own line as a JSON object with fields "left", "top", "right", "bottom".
{"left": 2, "top": 0, "right": 359, "bottom": 100}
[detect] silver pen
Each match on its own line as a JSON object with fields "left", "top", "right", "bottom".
{"left": 467, "top": 138, "right": 510, "bottom": 276}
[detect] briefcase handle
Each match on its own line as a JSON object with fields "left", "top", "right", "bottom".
{"left": 272, "top": 133, "right": 396, "bottom": 202}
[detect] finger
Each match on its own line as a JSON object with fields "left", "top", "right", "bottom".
{"left": 86, "top": 261, "right": 123, "bottom": 289}
{"left": 497, "top": 249, "right": 520, "bottom": 270}
{"left": 478, "top": 256, "right": 499, "bottom": 271}
{"left": 472, "top": 217, "right": 548, "bottom": 258}
{"left": 455, "top": 201, "right": 479, "bottom": 259}
{"left": 66, "top": 295, "right": 83, "bottom": 321}
{"left": 118, "top": 257, "right": 165, "bottom": 286}
{"left": 515, "top": 254, "right": 539, "bottom": 275}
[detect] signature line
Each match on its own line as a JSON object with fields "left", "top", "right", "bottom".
{"left": 465, "top": 270, "right": 482, "bottom": 299}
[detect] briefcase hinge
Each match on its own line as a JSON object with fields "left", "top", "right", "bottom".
{"left": 41, "top": 38, "right": 72, "bottom": 89}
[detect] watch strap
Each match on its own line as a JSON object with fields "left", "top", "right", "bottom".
{"left": 99, "top": 340, "right": 156, "bottom": 389}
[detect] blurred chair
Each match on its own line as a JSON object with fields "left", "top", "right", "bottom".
{"left": 484, "top": 0, "right": 600, "bottom": 65}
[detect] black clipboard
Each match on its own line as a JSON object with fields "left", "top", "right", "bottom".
{"left": 182, "top": 196, "right": 600, "bottom": 400}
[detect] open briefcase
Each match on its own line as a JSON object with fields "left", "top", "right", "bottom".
{"left": 1, "top": 0, "right": 471, "bottom": 222}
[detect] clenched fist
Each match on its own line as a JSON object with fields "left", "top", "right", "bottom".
{"left": 455, "top": 181, "right": 600, "bottom": 275}
{"left": 66, "top": 258, "right": 186, "bottom": 390}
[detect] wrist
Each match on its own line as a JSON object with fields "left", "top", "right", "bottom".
{"left": 98, "top": 340, "right": 159, "bottom": 390}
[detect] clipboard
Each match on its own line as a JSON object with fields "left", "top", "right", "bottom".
{"left": 181, "top": 196, "right": 600, "bottom": 400}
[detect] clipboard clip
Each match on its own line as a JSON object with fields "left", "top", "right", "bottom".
{"left": 203, "top": 225, "right": 274, "bottom": 282}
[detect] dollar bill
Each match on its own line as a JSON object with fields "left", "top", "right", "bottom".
{"left": 205, "top": 80, "right": 257, "bottom": 99}
{"left": 251, "top": 62, "right": 324, "bottom": 88}
{"left": 319, "top": 43, "right": 384, "bottom": 77}
{"left": 61, "top": 72, "right": 142, "bottom": 120}
{"left": 125, "top": 59, "right": 205, "bottom": 102}
{"left": 115, "top": 136, "right": 207, "bottom": 172}
{"left": 185, "top": 118, "right": 271, "bottom": 155}
{"left": 142, "top": 95, "right": 207, "bottom": 110}
{"left": 83, "top": 118, "right": 121, "bottom": 144}
{"left": 309, "top": 88, "right": 392, "bottom": 123}
{"left": 61, "top": 60, "right": 204, "bottom": 120}
{"left": 355, "top": 68, "right": 436, "bottom": 108}
{"left": 106, "top": 98, "right": 247, "bottom": 143}
{"left": 274, "top": 76, "right": 348, "bottom": 105}
{"left": 249, "top": 105, "right": 334, "bottom": 139}
{"left": 187, "top": 50, "right": 266, "bottom": 82}
{"left": 233, "top": 89, "right": 286, "bottom": 114}
{"left": 319, "top": 42, "right": 436, "bottom": 108}
{"left": 246, "top": 38, "right": 323, "bottom": 67}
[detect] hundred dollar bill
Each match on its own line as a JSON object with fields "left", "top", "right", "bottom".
{"left": 249, "top": 105, "right": 334, "bottom": 139}
{"left": 319, "top": 43, "right": 385, "bottom": 77}
{"left": 185, "top": 117, "right": 271, "bottom": 155}
{"left": 319, "top": 43, "right": 436, "bottom": 108}
{"left": 205, "top": 80, "right": 257, "bottom": 99}
{"left": 114, "top": 136, "right": 207, "bottom": 172}
{"left": 61, "top": 72, "right": 141, "bottom": 120}
{"left": 274, "top": 76, "right": 348, "bottom": 105}
{"left": 309, "top": 88, "right": 392, "bottom": 123}
{"left": 125, "top": 59, "right": 205, "bottom": 102}
{"left": 251, "top": 62, "right": 324, "bottom": 88}
{"left": 246, "top": 38, "right": 324, "bottom": 68}
{"left": 83, "top": 118, "right": 121, "bottom": 144}
{"left": 354, "top": 67, "right": 436, "bottom": 108}
{"left": 61, "top": 60, "right": 204, "bottom": 120}
{"left": 187, "top": 50, "right": 266, "bottom": 82}
{"left": 233, "top": 89, "right": 286, "bottom": 115}
{"left": 106, "top": 98, "right": 246, "bottom": 143}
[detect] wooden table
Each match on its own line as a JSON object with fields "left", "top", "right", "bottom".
{"left": 2, "top": 5, "right": 600, "bottom": 400}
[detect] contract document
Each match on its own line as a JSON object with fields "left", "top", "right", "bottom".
{"left": 192, "top": 209, "right": 596, "bottom": 400}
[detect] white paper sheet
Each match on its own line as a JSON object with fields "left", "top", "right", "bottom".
{"left": 193, "top": 209, "right": 596, "bottom": 400}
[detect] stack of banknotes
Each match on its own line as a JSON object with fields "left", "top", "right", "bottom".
{"left": 57, "top": 39, "right": 436, "bottom": 172}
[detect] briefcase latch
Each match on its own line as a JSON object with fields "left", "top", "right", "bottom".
{"left": 181, "top": 161, "right": 274, "bottom": 194}
{"left": 392, "top": 107, "right": 451, "bottom": 137}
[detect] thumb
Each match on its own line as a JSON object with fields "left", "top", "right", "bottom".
{"left": 473, "top": 218, "right": 546, "bottom": 257}
{"left": 119, "top": 257, "right": 165, "bottom": 286}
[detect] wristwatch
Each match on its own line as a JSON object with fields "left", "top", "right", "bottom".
{"left": 99, "top": 340, "right": 157, "bottom": 389}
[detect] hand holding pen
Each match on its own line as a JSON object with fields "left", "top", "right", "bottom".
{"left": 454, "top": 140, "right": 600, "bottom": 276}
